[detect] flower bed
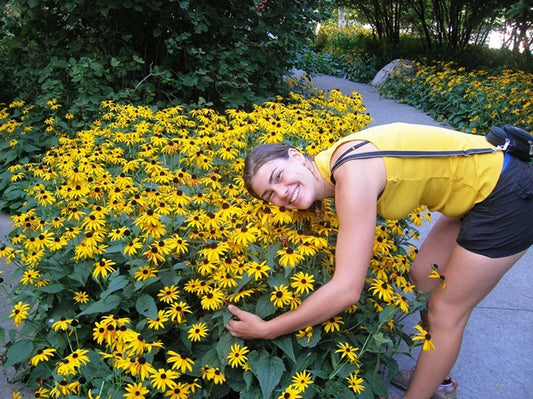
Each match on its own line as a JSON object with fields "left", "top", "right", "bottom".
{"left": 379, "top": 61, "right": 533, "bottom": 134}
{"left": 1, "top": 87, "right": 430, "bottom": 398}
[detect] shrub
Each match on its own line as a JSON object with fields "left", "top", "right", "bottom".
{"left": 1, "top": 86, "right": 430, "bottom": 398}
{"left": 0, "top": 0, "right": 321, "bottom": 120}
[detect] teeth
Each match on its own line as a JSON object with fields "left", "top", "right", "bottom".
{"left": 290, "top": 186, "right": 299, "bottom": 203}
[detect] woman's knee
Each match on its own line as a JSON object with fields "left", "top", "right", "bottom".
{"left": 427, "top": 295, "right": 471, "bottom": 332}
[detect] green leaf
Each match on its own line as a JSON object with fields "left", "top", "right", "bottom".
{"left": 39, "top": 283, "right": 65, "bottom": 294}
{"left": 132, "top": 55, "right": 145, "bottom": 64}
{"left": 255, "top": 294, "right": 276, "bottom": 319}
{"left": 378, "top": 305, "right": 399, "bottom": 325}
{"left": 364, "top": 372, "right": 388, "bottom": 397}
{"left": 273, "top": 336, "right": 296, "bottom": 362}
{"left": 5, "top": 339, "right": 34, "bottom": 368}
{"left": 370, "top": 331, "right": 392, "bottom": 353}
{"left": 135, "top": 294, "right": 158, "bottom": 319}
{"left": 77, "top": 294, "right": 122, "bottom": 316}
{"left": 101, "top": 275, "right": 129, "bottom": 299}
{"left": 70, "top": 262, "right": 92, "bottom": 285}
{"left": 215, "top": 332, "right": 233, "bottom": 363}
{"left": 249, "top": 350, "right": 285, "bottom": 399}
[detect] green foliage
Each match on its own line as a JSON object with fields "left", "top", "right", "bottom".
{"left": 298, "top": 23, "right": 533, "bottom": 83}
{"left": 1, "top": 86, "right": 429, "bottom": 398}
{"left": 0, "top": 0, "right": 321, "bottom": 117}
{"left": 378, "top": 60, "right": 533, "bottom": 133}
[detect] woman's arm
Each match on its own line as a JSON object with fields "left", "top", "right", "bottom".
{"left": 226, "top": 156, "right": 386, "bottom": 340}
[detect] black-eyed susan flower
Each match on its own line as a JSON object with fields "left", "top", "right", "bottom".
{"left": 288, "top": 291, "right": 302, "bottom": 310}
{"left": 124, "top": 382, "right": 149, "bottom": 399}
{"left": 34, "top": 387, "right": 50, "bottom": 398}
{"left": 335, "top": 342, "right": 360, "bottom": 364}
{"left": 428, "top": 264, "right": 447, "bottom": 290}
{"left": 188, "top": 322, "right": 208, "bottom": 342}
{"left": 277, "top": 387, "right": 302, "bottom": 399}
{"left": 20, "top": 268, "right": 41, "bottom": 285}
{"left": 290, "top": 370, "right": 314, "bottom": 393}
{"left": 150, "top": 368, "right": 180, "bottom": 391}
{"left": 277, "top": 246, "right": 304, "bottom": 268}
{"left": 167, "top": 350, "right": 194, "bottom": 373}
{"left": 10, "top": 301, "right": 30, "bottom": 327}
{"left": 322, "top": 315, "right": 344, "bottom": 333}
{"left": 129, "top": 356, "right": 155, "bottom": 381}
{"left": 413, "top": 324, "right": 436, "bottom": 352}
{"left": 158, "top": 285, "right": 180, "bottom": 304}
{"left": 165, "top": 301, "right": 192, "bottom": 324}
{"left": 369, "top": 278, "right": 395, "bottom": 302}
{"left": 346, "top": 371, "right": 365, "bottom": 395}
{"left": 56, "top": 357, "right": 77, "bottom": 376}
{"left": 126, "top": 334, "right": 150, "bottom": 356}
{"left": 246, "top": 261, "right": 270, "bottom": 281}
{"left": 124, "top": 237, "right": 143, "bottom": 256}
{"left": 270, "top": 285, "right": 292, "bottom": 308}
{"left": 134, "top": 266, "right": 158, "bottom": 281}
{"left": 226, "top": 343, "right": 250, "bottom": 368}
{"left": 50, "top": 379, "right": 79, "bottom": 397}
{"left": 290, "top": 271, "right": 315, "bottom": 295}
{"left": 394, "top": 294, "right": 410, "bottom": 313}
{"left": 30, "top": 348, "right": 56, "bottom": 366}
{"left": 66, "top": 349, "right": 90, "bottom": 369}
{"left": 164, "top": 382, "right": 191, "bottom": 399}
{"left": 147, "top": 310, "right": 169, "bottom": 330}
{"left": 295, "top": 326, "right": 314, "bottom": 343}
{"left": 92, "top": 258, "right": 116, "bottom": 279}
{"left": 166, "top": 234, "right": 189, "bottom": 255}
{"left": 202, "top": 366, "right": 226, "bottom": 385}
{"left": 231, "top": 223, "right": 260, "bottom": 246}
{"left": 143, "top": 245, "right": 166, "bottom": 265}
{"left": 73, "top": 291, "right": 90, "bottom": 304}
{"left": 52, "top": 316, "right": 74, "bottom": 332}
{"left": 200, "top": 288, "right": 225, "bottom": 311}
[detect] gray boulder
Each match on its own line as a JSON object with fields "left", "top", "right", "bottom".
{"left": 371, "top": 59, "right": 415, "bottom": 87}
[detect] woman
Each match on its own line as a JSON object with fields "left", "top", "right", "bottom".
{"left": 225, "top": 122, "right": 532, "bottom": 399}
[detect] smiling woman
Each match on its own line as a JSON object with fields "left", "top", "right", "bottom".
{"left": 228, "top": 122, "right": 533, "bottom": 399}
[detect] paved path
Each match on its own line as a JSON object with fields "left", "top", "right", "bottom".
{"left": 1, "top": 74, "right": 532, "bottom": 398}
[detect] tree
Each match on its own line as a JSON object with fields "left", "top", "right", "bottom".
{"left": 504, "top": 0, "right": 533, "bottom": 61}
{"left": 346, "top": 0, "right": 405, "bottom": 45}
{"left": 339, "top": 0, "right": 517, "bottom": 51}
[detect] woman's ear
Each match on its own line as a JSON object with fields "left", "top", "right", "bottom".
{"left": 287, "top": 148, "right": 306, "bottom": 163}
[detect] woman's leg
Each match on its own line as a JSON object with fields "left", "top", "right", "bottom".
{"left": 403, "top": 245, "right": 526, "bottom": 399}
{"left": 396, "top": 215, "right": 459, "bottom": 386}
{"left": 410, "top": 215, "right": 460, "bottom": 294}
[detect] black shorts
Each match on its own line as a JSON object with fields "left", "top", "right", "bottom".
{"left": 457, "top": 154, "right": 533, "bottom": 258}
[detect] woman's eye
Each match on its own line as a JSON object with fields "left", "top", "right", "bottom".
{"left": 276, "top": 171, "right": 282, "bottom": 182}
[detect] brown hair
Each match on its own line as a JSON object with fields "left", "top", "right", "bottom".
{"left": 243, "top": 143, "right": 294, "bottom": 198}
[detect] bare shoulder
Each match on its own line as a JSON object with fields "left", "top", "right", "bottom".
{"left": 330, "top": 140, "right": 387, "bottom": 196}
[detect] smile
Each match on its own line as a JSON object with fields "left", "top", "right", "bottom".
{"left": 290, "top": 185, "right": 300, "bottom": 204}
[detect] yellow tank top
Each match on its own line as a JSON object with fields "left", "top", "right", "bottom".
{"left": 314, "top": 123, "right": 503, "bottom": 219}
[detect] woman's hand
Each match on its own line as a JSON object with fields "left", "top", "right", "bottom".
{"left": 225, "top": 304, "right": 271, "bottom": 340}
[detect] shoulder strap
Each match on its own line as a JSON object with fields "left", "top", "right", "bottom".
{"left": 330, "top": 143, "right": 497, "bottom": 184}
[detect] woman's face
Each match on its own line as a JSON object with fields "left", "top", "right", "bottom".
{"left": 250, "top": 149, "right": 317, "bottom": 210}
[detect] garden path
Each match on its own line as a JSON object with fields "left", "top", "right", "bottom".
{"left": 0, "top": 74, "right": 531, "bottom": 398}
